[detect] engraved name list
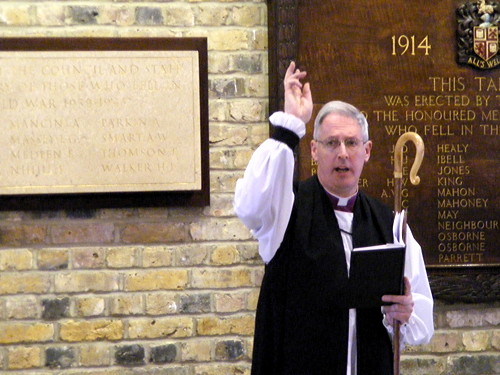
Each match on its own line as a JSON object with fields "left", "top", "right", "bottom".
{"left": 0, "top": 50, "right": 202, "bottom": 195}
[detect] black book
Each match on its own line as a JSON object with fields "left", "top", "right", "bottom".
{"left": 348, "top": 243, "right": 406, "bottom": 309}
{"left": 347, "top": 211, "right": 406, "bottom": 309}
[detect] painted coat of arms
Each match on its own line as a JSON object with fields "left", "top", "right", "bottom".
{"left": 457, "top": 0, "right": 500, "bottom": 69}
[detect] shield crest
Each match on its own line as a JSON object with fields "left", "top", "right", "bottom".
{"left": 474, "top": 26, "right": 499, "bottom": 61}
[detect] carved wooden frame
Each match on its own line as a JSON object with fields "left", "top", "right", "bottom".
{"left": 267, "top": 0, "right": 498, "bottom": 304}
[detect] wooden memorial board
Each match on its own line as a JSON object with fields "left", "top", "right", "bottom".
{"left": 0, "top": 38, "right": 209, "bottom": 208}
{"left": 268, "top": 0, "right": 499, "bottom": 302}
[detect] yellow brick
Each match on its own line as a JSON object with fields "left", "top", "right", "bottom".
{"left": 7, "top": 346, "right": 41, "bottom": 369}
{"left": 250, "top": 123, "right": 270, "bottom": 146}
{"left": 97, "top": 5, "right": 135, "bottom": 26}
{"left": 106, "top": 246, "right": 136, "bottom": 268}
{"left": 35, "top": 3, "right": 65, "bottom": 26}
{"left": 80, "top": 344, "right": 111, "bottom": 366}
{"left": 110, "top": 294, "right": 143, "bottom": 315}
{"left": 60, "top": 320, "right": 123, "bottom": 342}
{"left": 208, "top": 124, "right": 248, "bottom": 147}
{"left": 38, "top": 249, "right": 69, "bottom": 270}
{"left": 128, "top": 317, "right": 193, "bottom": 339}
{"left": 176, "top": 244, "right": 210, "bottom": 266}
{"left": 210, "top": 245, "right": 239, "bottom": 265}
{"left": 196, "top": 315, "right": 254, "bottom": 336}
{"left": 191, "top": 268, "right": 252, "bottom": 288}
{"left": 247, "top": 288, "right": 260, "bottom": 311}
{"left": 214, "top": 292, "right": 246, "bottom": 313}
{"left": 54, "top": 272, "right": 119, "bottom": 293}
{"left": 125, "top": 269, "right": 188, "bottom": 291}
{"left": 247, "top": 75, "right": 269, "bottom": 97}
{"left": 427, "top": 331, "right": 461, "bottom": 353}
{"left": 230, "top": 5, "right": 263, "bottom": 27}
{"left": 145, "top": 293, "right": 178, "bottom": 315}
{"left": 0, "top": 273, "right": 50, "bottom": 295}
{"left": 164, "top": 5, "right": 195, "bottom": 26}
{"left": 194, "top": 364, "right": 251, "bottom": 375}
{"left": 252, "top": 28, "right": 267, "bottom": 50}
{"left": 0, "top": 5, "right": 32, "bottom": 26}
{"left": 0, "top": 323, "right": 54, "bottom": 344}
{"left": 208, "top": 52, "right": 231, "bottom": 73}
{"left": 196, "top": 4, "right": 229, "bottom": 26}
{"left": 191, "top": 219, "right": 252, "bottom": 241}
{"left": 6, "top": 296, "right": 38, "bottom": 319}
{"left": 493, "top": 329, "right": 500, "bottom": 350}
{"left": 142, "top": 246, "right": 174, "bottom": 267}
{"left": 463, "top": 330, "right": 490, "bottom": 351}
{"left": 0, "top": 249, "right": 32, "bottom": 271}
{"left": 181, "top": 339, "right": 212, "bottom": 361}
{"left": 229, "top": 100, "right": 266, "bottom": 122}
{"left": 208, "top": 29, "right": 250, "bottom": 51}
{"left": 75, "top": 297, "right": 106, "bottom": 317}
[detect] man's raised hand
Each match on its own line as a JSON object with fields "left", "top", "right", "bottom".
{"left": 284, "top": 61, "right": 313, "bottom": 124}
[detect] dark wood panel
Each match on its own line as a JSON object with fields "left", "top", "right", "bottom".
{"left": 268, "top": 0, "right": 499, "bottom": 302}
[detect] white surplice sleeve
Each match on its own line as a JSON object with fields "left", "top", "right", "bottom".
{"left": 234, "top": 112, "right": 306, "bottom": 263}
{"left": 384, "top": 225, "right": 435, "bottom": 346}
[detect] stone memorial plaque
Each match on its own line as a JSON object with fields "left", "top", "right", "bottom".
{"left": 269, "top": 1, "right": 499, "bottom": 270}
{"left": 0, "top": 38, "right": 209, "bottom": 207}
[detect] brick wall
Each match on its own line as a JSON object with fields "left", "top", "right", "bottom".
{"left": 0, "top": 1, "right": 498, "bottom": 374}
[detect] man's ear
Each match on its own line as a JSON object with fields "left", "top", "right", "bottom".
{"left": 364, "top": 140, "right": 373, "bottom": 162}
{"left": 310, "top": 139, "right": 318, "bottom": 162}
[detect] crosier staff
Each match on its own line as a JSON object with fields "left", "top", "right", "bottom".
{"left": 392, "top": 132, "right": 424, "bottom": 375}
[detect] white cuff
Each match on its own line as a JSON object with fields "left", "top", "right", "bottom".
{"left": 269, "top": 111, "right": 306, "bottom": 138}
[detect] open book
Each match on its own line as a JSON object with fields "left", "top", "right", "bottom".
{"left": 348, "top": 211, "right": 406, "bottom": 309}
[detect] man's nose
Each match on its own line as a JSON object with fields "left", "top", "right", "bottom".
{"left": 337, "top": 142, "right": 349, "bottom": 158}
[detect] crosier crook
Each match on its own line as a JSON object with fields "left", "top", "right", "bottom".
{"left": 392, "top": 131, "right": 425, "bottom": 375}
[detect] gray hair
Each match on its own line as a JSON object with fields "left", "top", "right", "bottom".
{"left": 313, "top": 101, "right": 369, "bottom": 142}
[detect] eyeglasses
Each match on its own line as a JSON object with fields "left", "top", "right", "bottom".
{"left": 315, "top": 137, "right": 366, "bottom": 152}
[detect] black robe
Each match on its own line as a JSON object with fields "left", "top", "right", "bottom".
{"left": 251, "top": 175, "right": 395, "bottom": 375}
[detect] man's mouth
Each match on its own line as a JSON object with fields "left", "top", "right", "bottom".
{"left": 335, "top": 167, "right": 350, "bottom": 173}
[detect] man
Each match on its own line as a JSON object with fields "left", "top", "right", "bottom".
{"left": 234, "top": 62, "right": 434, "bottom": 375}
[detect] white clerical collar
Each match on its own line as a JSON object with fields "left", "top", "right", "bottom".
{"left": 324, "top": 189, "right": 358, "bottom": 212}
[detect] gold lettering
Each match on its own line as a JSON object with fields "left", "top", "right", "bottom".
{"left": 437, "top": 198, "right": 488, "bottom": 209}
{"left": 437, "top": 220, "right": 499, "bottom": 231}
{"left": 436, "top": 144, "right": 469, "bottom": 153}
{"left": 373, "top": 110, "right": 399, "bottom": 121}
{"left": 437, "top": 210, "right": 459, "bottom": 219}
{"left": 384, "top": 124, "right": 418, "bottom": 135}
{"left": 479, "top": 124, "right": 499, "bottom": 135}
{"left": 481, "top": 110, "right": 500, "bottom": 121}
{"left": 437, "top": 176, "right": 463, "bottom": 186}
{"left": 406, "top": 109, "right": 475, "bottom": 122}
{"left": 358, "top": 178, "right": 369, "bottom": 188}
{"left": 437, "top": 231, "right": 485, "bottom": 242}
{"left": 383, "top": 95, "right": 410, "bottom": 106}
{"left": 437, "top": 187, "right": 475, "bottom": 197}
{"left": 437, "top": 155, "right": 465, "bottom": 164}
{"left": 428, "top": 76, "right": 466, "bottom": 92}
{"left": 438, "top": 252, "right": 484, "bottom": 264}
{"left": 414, "top": 94, "right": 470, "bottom": 106}
{"left": 437, "top": 166, "right": 470, "bottom": 175}
{"left": 474, "top": 77, "right": 500, "bottom": 92}
{"left": 423, "top": 125, "right": 455, "bottom": 136}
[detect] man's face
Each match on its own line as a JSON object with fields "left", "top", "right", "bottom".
{"left": 311, "top": 112, "right": 372, "bottom": 197}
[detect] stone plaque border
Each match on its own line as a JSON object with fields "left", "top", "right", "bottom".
{"left": 267, "top": 0, "right": 498, "bottom": 303}
{"left": 0, "top": 37, "right": 209, "bottom": 208}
